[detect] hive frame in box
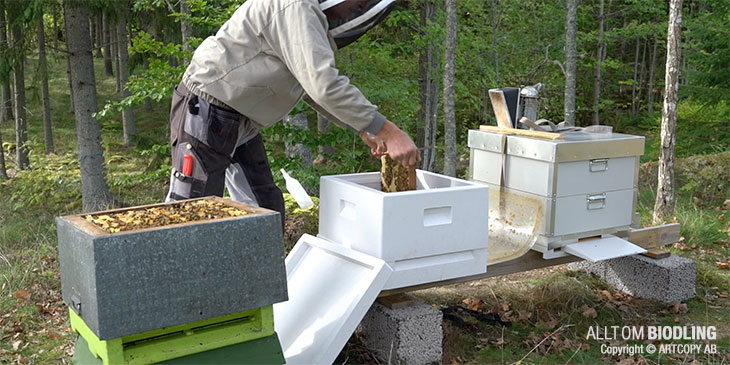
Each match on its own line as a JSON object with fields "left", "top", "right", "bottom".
{"left": 318, "top": 170, "right": 489, "bottom": 290}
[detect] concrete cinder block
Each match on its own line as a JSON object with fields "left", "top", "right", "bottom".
{"left": 57, "top": 200, "right": 288, "bottom": 340}
{"left": 569, "top": 254, "right": 695, "bottom": 303}
{"left": 360, "top": 297, "right": 442, "bottom": 364}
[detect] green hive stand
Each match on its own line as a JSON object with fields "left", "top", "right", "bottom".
{"left": 70, "top": 306, "right": 283, "bottom": 364}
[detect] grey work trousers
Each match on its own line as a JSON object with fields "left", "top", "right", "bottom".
{"left": 165, "top": 82, "right": 285, "bottom": 228}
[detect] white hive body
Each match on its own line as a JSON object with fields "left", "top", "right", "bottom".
{"left": 318, "top": 170, "right": 489, "bottom": 289}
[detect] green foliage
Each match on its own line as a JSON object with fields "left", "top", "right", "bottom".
{"left": 684, "top": 0, "right": 730, "bottom": 101}
{"left": 1, "top": 148, "right": 82, "bottom": 213}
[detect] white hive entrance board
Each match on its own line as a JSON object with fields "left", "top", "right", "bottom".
{"left": 273, "top": 234, "right": 393, "bottom": 365}
{"left": 563, "top": 235, "right": 647, "bottom": 262}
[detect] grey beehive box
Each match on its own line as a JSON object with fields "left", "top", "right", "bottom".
{"left": 57, "top": 197, "right": 288, "bottom": 340}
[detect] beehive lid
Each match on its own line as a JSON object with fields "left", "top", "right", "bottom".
{"left": 274, "top": 234, "right": 392, "bottom": 364}
{"left": 469, "top": 129, "right": 645, "bottom": 163}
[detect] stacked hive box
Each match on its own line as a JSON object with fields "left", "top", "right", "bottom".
{"left": 317, "top": 170, "right": 489, "bottom": 290}
{"left": 468, "top": 129, "right": 644, "bottom": 258}
{"left": 57, "top": 197, "right": 288, "bottom": 364}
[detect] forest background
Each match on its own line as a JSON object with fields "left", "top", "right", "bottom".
{"left": 0, "top": 0, "right": 729, "bottom": 363}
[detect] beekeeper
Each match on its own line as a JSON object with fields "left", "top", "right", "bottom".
{"left": 165, "top": 0, "right": 417, "bottom": 222}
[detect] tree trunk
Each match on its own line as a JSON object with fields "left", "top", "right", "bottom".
{"left": 94, "top": 13, "right": 102, "bottom": 58}
{"left": 38, "top": 11, "right": 54, "bottom": 154}
{"left": 102, "top": 13, "right": 113, "bottom": 77}
{"left": 9, "top": 1, "right": 28, "bottom": 169}
{"left": 117, "top": 13, "right": 135, "bottom": 146}
{"left": 637, "top": 38, "right": 648, "bottom": 111}
{"left": 0, "top": 1, "right": 12, "bottom": 123}
{"left": 283, "top": 113, "right": 312, "bottom": 168}
{"left": 564, "top": 0, "right": 578, "bottom": 126}
{"left": 315, "top": 112, "right": 333, "bottom": 163}
{"left": 631, "top": 38, "right": 640, "bottom": 117}
{"left": 143, "top": 58, "right": 154, "bottom": 110}
{"left": 64, "top": 0, "right": 115, "bottom": 212}
{"left": 443, "top": 0, "right": 457, "bottom": 177}
{"left": 491, "top": 0, "right": 499, "bottom": 85}
{"left": 0, "top": 111, "right": 6, "bottom": 178}
{"left": 592, "top": 0, "right": 605, "bottom": 125}
{"left": 180, "top": 0, "right": 192, "bottom": 63}
{"left": 112, "top": 23, "right": 121, "bottom": 93}
{"left": 417, "top": 0, "right": 438, "bottom": 172}
{"left": 653, "top": 0, "right": 683, "bottom": 225}
{"left": 647, "top": 38, "right": 659, "bottom": 116}
{"left": 0, "top": 0, "right": 7, "bottom": 178}
{"left": 52, "top": 6, "right": 59, "bottom": 50}
{"left": 66, "top": 40, "right": 75, "bottom": 114}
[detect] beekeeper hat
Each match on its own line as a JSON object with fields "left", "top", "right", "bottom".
{"left": 319, "top": 0, "right": 396, "bottom": 48}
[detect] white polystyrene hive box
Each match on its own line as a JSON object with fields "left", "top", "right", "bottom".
{"left": 318, "top": 170, "right": 489, "bottom": 263}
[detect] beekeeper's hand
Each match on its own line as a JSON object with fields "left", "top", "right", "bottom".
{"left": 359, "top": 130, "right": 387, "bottom": 157}
{"left": 360, "top": 120, "right": 418, "bottom": 166}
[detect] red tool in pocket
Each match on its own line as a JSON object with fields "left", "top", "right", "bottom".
{"left": 182, "top": 154, "right": 193, "bottom": 176}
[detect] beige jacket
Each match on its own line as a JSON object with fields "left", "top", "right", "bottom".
{"left": 182, "top": 0, "right": 385, "bottom": 134}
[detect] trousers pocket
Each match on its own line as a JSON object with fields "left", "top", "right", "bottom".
{"left": 184, "top": 97, "right": 240, "bottom": 157}
{"left": 207, "top": 106, "right": 241, "bottom": 156}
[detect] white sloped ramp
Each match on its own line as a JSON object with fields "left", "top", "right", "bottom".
{"left": 274, "top": 234, "right": 393, "bottom": 364}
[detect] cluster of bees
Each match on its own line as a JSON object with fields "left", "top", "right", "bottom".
{"left": 85, "top": 200, "right": 247, "bottom": 233}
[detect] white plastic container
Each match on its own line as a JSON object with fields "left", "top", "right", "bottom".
{"left": 318, "top": 170, "right": 489, "bottom": 289}
{"left": 280, "top": 169, "right": 314, "bottom": 210}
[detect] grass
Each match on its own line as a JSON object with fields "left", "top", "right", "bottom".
{"left": 1, "top": 54, "right": 729, "bottom": 363}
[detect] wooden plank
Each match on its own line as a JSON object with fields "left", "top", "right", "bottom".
{"left": 641, "top": 248, "right": 671, "bottom": 259}
{"left": 379, "top": 223, "right": 681, "bottom": 297}
{"left": 488, "top": 90, "right": 514, "bottom": 129}
{"left": 479, "top": 125, "right": 564, "bottom": 140}
{"left": 626, "top": 223, "right": 681, "bottom": 248}
{"left": 377, "top": 293, "right": 414, "bottom": 309}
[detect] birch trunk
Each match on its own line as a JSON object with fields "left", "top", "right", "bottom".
{"left": 64, "top": 0, "right": 116, "bottom": 212}
{"left": 38, "top": 11, "right": 54, "bottom": 154}
{"left": 653, "top": 0, "right": 683, "bottom": 224}
{"left": 564, "top": 0, "right": 578, "bottom": 126}
{"left": 443, "top": 0, "right": 457, "bottom": 177}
